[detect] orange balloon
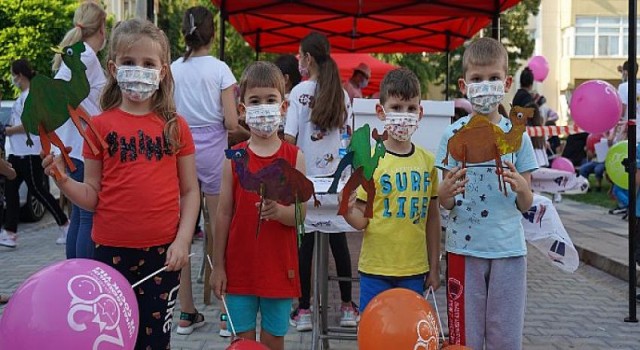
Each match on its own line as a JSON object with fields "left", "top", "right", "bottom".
{"left": 358, "top": 288, "right": 440, "bottom": 350}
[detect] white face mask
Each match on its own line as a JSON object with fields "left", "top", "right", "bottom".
{"left": 383, "top": 109, "right": 419, "bottom": 142}
{"left": 116, "top": 65, "right": 161, "bottom": 102}
{"left": 245, "top": 103, "right": 282, "bottom": 138}
{"left": 465, "top": 80, "right": 505, "bottom": 115}
{"left": 11, "top": 76, "right": 20, "bottom": 89}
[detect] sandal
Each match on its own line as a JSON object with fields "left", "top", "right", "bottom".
{"left": 176, "top": 310, "right": 205, "bottom": 335}
{"left": 0, "top": 295, "right": 9, "bottom": 305}
{"left": 219, "top": 313, "right": 232, "bottom": 337}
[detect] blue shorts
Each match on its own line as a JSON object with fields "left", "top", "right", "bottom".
{"left": 359, "top": 272, "right": 427, "bottom": 313}
{"left": 224, "top": 294, "right": 293, "bottom": 337}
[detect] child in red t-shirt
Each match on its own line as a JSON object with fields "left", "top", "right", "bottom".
{"left": 212, "top": 61, "right": 306, "bottom": 350}
{"left": 42, "top": 18, "right": 200, "bottom": 349}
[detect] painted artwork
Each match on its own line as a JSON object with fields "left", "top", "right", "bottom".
{"left": 21, "top": 41, "right": 106, "bottom": 180}
{"left": 328, "top": 124, "right": 388, "bottom": 218}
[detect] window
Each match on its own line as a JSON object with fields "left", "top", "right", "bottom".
{"left": 574, "top": 16, "right": 638, "bottom": 57}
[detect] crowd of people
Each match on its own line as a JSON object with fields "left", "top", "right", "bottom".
{"left": 5, "top": 1, "right": 623, "bottom": 349}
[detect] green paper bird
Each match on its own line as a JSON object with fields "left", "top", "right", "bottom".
{"left": 21, "top": 41, "right": 107, "bottom": 180}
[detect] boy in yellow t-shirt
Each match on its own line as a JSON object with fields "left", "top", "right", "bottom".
{"left": 342, "top": 68, "right": 441, "bottom": 311}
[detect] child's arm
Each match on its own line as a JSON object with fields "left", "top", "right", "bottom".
{"left": 0, "top": 159, "right": 16, "bottom": 180}
{"left": 259, "top": 150, "right": 307, "bottom": 226}
{"left": 437, "top": 167, "right": 468, "bottom": 210}
{"left": 503, "top": 160, "right": 533, "bottom": 213}
{"left": 340, "top": 190, "right": 369, "bottom": 230}
{"left": 222, "top": 85, "right": 239, "bottom": 132}
{"left": 165, "top": 154, "right": 200, "bottom": 271}
{"left": 42, "top": 151, "right": 100, "bottom": 211}
{"left": 425, "top": 198, "right": 441, "bottom": 291}
{"left": 212, "top": 159, "right": 234, "bottom": 298}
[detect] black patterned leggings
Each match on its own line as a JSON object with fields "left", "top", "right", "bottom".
{"left": 94, "top": 244, "right": 180, "bottom": 350}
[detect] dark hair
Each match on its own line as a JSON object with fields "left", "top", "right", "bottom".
{"left": 379, "top": 68, "right": 421, "bottom": 105}
{"left": 274, "top": 54, "right": 301, "bottom": 89}
{"left": 181, "top": 6, "right": 214, "bottom": 61}
{"left": 527, "top": 105, "right": 545, "bottom": 150}
{"left": 300, "top": 32, "right": 346, "bottom": 130}
{"left": 520, "top": 67, "right": 534, "bottom": 88}
{"left": 11, "top": 59, "right": 36, "bottom": 81}
{"left": 623, "top": 60, "right": 639, "bottom": 76}
{"left": 238, "top": 61, "right": 286, "bottom": 104}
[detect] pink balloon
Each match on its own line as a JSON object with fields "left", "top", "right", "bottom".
{"left": 551, "top": 157, "right": 575, "bottom": 173}
{"left": 227, "top": 338, "right": 270, "bottom": 350}
{"left": 528, "top": 56, "right": 549, "bottom": 82}
{"left": 570, "top": 80, "right": 622, "bottom": 134}
{"left": 0, "top": 259, "right": 138, "bottom": 350}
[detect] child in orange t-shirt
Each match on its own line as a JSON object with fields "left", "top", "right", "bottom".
{"left": 212, "top": 61, "right": 306, "bottom": 350}
{"left": 43, "top": 18, "right": 200, "bottom": 349}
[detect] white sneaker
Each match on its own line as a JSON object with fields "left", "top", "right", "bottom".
{"left": 56, "top": 225, "right": 69, "bottom": 245}
{"left": 553, "top": 193, "right": 562, "bottom": 203}
{"left": 289, "top": 307, "right": 312, "bottom": 332}
{"left": 219, "top": 328, "right": 232, "bottom": 337}
{"left": 0, "top": 230, "right": 16, "bottom": 248}
{"left": 339, "top": 302, "right": 359, "bottom": 327}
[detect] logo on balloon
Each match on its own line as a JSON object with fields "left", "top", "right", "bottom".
{"left": 414, "top": 314, "right": 440, "bottom": 350}
{"left": 66, "top": 267, "right": 136, "bottom": 349}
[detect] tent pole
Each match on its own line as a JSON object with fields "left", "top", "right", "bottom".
{"left": 625, "top": 0, "right": 638, "bottom": 324}
{"left": 445, "top": 31, "right": 451, "bottom": 100}
{"left": 255, "top": 29, "right": 261, "bottom": 61}
{"left": 491, "top": 0, "right": 500, "bottom": 40}
{"left": 219, "top": 0, "right": 227, "bottom": 62}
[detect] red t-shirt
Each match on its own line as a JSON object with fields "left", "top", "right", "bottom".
{"left": 225, "top": 141, "right": 301, "bottom": 298}
{"left": 83, "top": 108, "right": 195, "bottom": 248}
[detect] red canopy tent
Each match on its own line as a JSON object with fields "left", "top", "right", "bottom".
{"left": 211, "top": 0, "right": 522, "bottom": 55}
{"left": 333, "top": 53, "right": 398, "bottom": 96}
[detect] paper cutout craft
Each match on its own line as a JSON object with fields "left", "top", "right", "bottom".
{"left": 443, "top": 106, "right": 534, "bottom": 195}
{"left": 21, "top": 41, "right": 107, "bottom": 181}
{"left": 328, "top": 124, "right": 388, "bottom": 218}
{"left": 225, "top": 148, "right": 320, "bottom": 245}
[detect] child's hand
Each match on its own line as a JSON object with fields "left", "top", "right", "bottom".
{"left": 0, "top": 159, "right": 16, "bottom": 180}
{"left": 41, "top": 147, "right": 71, "bottom": 182}
{"left": 503, "top": 161, "right": 529, "bottom": 194}
{"left": 337, "top": 190, "right": 357, "bottom": 213}
{"left": 257, "top": 198, "right": 281, "bottom": 221}
{"left": 426, "top": 269, "right": 441, "bottom": 291}
{"left": 438, "top": 166, "right": 468, "bottom": 199}
{"left": 212, "top": 268, "right": 227, "bottom": 299}
{"left": 165, "top": 238, "right": 189, "bottom": 271}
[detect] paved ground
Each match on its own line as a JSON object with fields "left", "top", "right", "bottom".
{"left": 2, "top": 197, "right": 640, "bottom": 349}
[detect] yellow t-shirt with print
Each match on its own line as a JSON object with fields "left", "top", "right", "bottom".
{"left": 356, "top": 144, "right": 439, "bottom": 277}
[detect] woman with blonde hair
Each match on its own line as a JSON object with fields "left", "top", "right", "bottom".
{"left": 52, "top": 0, "right": 107, "bottom": 259}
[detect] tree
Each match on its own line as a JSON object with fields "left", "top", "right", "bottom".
{"left": 381, "top": 0, "right": 541, "bottom": 98}
{"left": 0, "top": 0, "right": 77, "bottom": 99}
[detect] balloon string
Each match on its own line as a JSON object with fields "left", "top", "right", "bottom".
{"left": 425, "top": 286, "right": 446, "bottom": 344}
{"left": 207, "top": 254, "right": 237, "bottom": 337}
{"left": 131, "top": 253, "right": 195, "bottom": 289}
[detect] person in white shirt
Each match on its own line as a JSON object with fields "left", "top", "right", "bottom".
{"left": 284, "top": 32, "right": 359, "bottom": 332}
{"left": 0, "top": 60, "right": 70, "bottom": 249}
{"left": 617, "top": 60, "right": 639, "bottom": 136}
{"left": 171, "top": 6, "right": 239, "bottom": 337}
{"left": 52, "top": 1, "right": 107, "bottom": 257}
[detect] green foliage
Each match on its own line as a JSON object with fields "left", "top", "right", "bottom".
{"left": 0, "top": 0, "right": 77, "bottom": 99}
{"left": 564, "top": 176, "right": 616, "bottom": 209}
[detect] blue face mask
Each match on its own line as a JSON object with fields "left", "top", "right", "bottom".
{"left": 359, "top": 78, "right": 369, "bottom": 89}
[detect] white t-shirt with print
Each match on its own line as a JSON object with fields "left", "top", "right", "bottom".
{"left": 284, "top": 80, "right": 352, "bottom": 177}
{"left": 8, "top": 89, "right": 42, "bottom": 156}
{"left": 171, "top": 56, "right": 236, "bottom": 128}
{"left": 618, "top": 81, "right": 640, "bottom": 136}
{"left": 54, "top": 42, "right": 106, "bottom": 161}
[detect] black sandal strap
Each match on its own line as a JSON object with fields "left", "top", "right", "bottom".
{"left": 180, "top": 310, "right": 201, "bottom": 322}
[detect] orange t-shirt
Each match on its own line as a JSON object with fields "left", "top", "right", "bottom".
{"left": 83, "top": 108, "right": 195, "bottom": 248}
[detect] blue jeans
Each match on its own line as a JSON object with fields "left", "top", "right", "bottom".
{"left": 65, "top": 158, "right": 95, "bottom": 259}
{"left": 359, "top": 272, "right": 427, "bottom": 312}
{"left": 579, "top": 161, "right": 605, "bottom": 180}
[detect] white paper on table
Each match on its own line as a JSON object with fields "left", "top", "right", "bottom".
{"left": 594, "top": 140, "right": 609, "bottom": 162}
{"left": 307, "top": 176, "right": 346, "bottom": 194}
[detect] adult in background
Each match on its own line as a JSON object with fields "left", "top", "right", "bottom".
{"left": 52, "top": 0, "right": 107, "bottom": 257}
{"left": 171, "top": 5, "right": 239, "bottom": 337}
{"left": 343, "top": 62, "right": 371, "bottom": 102}
{"left": 512, "top": 67, "right": 534, "bottom": 108}
{"left": 274, "top": 54, "right": 302, "bottom": 139}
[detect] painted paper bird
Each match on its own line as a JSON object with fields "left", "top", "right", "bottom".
{"left": 225, "top": 148, "right": 320, "bottom": 245}
{"left": 21, "top": 41, "right": 107, "bottom": 180}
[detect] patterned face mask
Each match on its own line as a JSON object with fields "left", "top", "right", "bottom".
{"left": 465, "top": 80, "right": 505, "bottom": 115}
{"left": 245, "top": 103, "right": 282, "bottom": 138}
{"left": 116, "top": 65, "right": 161, "bottom": 102}
{"left": 383, "top": 110, "right": 420, "bottom": 142}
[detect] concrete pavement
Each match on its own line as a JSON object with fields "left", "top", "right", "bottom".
{"left": 2, "top": 198, "right": 640, "bottom": 349}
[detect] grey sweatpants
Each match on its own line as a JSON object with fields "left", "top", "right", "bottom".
{"left": 446, "top": 253, "right": 527, "bottom": 350}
